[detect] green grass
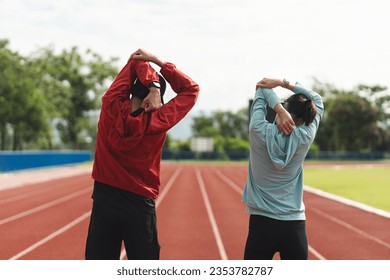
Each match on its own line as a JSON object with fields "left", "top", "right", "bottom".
{"left": 304, "top": 166, "right": 390, "bottom": 212}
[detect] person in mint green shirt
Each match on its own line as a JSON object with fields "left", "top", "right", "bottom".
{"left": 242, "top": 77, "right": 324, "bottom": 260}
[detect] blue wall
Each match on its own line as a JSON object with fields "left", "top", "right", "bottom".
{"left": 0, "top": 151, "right": 92, "bottom": 172}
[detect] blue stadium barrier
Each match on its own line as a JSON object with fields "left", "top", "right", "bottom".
{"left": 0, "top": 150, "right": 92, "bottom": 172}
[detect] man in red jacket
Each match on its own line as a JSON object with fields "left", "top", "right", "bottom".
{"left": 85, "top": 49, "right": 199, "bottom": 260}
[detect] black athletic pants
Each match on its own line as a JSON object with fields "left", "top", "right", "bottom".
{"left": 85, "top": 182, "right": 160, "bottom": 260}
{"left": 244, "top": 214, "right": 308, "bottom": 260}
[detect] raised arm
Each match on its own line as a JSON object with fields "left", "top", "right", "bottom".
{"left": 102, "top": 59, "right": 159, "bottom": 105}
{"left": 256, "top": 78, "right": 295, "bottom": 135}
{"left": 129, "top": 48, "right": 165, "bottom": 67}
{"left": 129, "top": 49, "right": 166, "bottom": 112}
{"left": 258, "top": 78, "right": 324, "bottom": 118}
{"left": 256, "top": 77, "right": 324, "bottom": 133}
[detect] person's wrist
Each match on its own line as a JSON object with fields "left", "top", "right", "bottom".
{"left": 152, "top": 56, "right": 165, "bottom": 67}
{"left": 274, "top": 103, "right": 285, "bottom": 114}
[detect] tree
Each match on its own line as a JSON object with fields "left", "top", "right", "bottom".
{"left": 0, "top": 40, "right": 119, "bottom": 150}
{"left": 214, "top": 108, "right": 249, "bottom": 140}
{"left": 327, "top": 94, "right": 378, "bottom": 151}
{"left": 191, "top": 112, "right": 220, "bottom": 137}
{"left": 313, "top": 80, "right": 390, "bottom": 152}
{"left": 192, "top": 109, "right": 248, "bottom": 139}
{"left": 191, "top": 109, "right": 249, "bottom": 154}
{"left": 28, "top": 46, "right": 118, "bottom": 149}
{"left": 190, "top": 80, "right": 390, "bottom": 154}
{"left": 0, "top": 39, "right": 50, "bottom": 150}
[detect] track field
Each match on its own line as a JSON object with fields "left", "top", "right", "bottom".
{"left": 0, "top": 162, "right": 389, "bottom": 260}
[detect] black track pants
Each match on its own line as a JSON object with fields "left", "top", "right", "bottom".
{"left": 85, "top": 201, "right": 160, "bottom": 260}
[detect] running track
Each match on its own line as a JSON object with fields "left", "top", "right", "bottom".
{"left": 0, "top": 163, "right": 389, "bottom": 260}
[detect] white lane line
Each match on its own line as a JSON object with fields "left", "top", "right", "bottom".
{"left": 308, "top": 245, "right": 326, "bottom": 260}
{"left": 214, "top": 168, "right": 326, "bottom": 260}
{"left": 0, "top": 178, "right": 86, "bottom": 206}
{"left": 0, "top": 188, "right": 91, "bottom": 226}
{"left": 9, "top": 211, "right": 91, "bottom": 260}
{"left": 310, "top": 207, "right": 390, "bottom": 250}
{"left": 0, "top": 186, "right": 55, "bottom": 206}
{"left": 213, "top": 169, "right": 243, "bottom": 194}
{"left": 304, "top": 185, "right": 390, "bottom": 219}
{"left": 195, "top": 168, "right": 228, "bottom": 260}
{"left": 120, "top": 168, "right": 182, "bottom": 260}
{"left": 156, "top": 168, "right": 182, "bottom": 208}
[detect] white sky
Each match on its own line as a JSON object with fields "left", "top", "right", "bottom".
{"left": 1, "top": 0, "right": 389, "bottom": 113}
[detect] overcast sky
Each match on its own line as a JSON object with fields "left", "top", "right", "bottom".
{"left": 1, "top": 0, "right": 389, "bottom": 113}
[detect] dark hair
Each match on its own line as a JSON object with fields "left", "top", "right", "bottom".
{"left": 131, "top": 74, "right": 167, "bottom": 104}
{"left": 285, "top": 94, "right": 317, "bottom": 125}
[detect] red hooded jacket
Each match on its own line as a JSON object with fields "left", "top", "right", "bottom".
{"left": 92, "top": 59, "right": 199, "bottom": 199}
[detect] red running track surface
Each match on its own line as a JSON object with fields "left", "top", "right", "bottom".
{"left": 0, "top": 163, "right": 389, "bottom": 260}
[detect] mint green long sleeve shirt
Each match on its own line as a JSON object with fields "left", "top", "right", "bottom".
{"left": 242, "top": 83, "right": 324, "bottom": 220}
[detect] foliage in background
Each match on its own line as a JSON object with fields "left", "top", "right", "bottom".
{"left": 313, "top": 80, "right": 390, "bottom": 152}
{"left": 190, "top": 108, "right": 249, "bottom": 153}
{"left": 27, "top": 45, "right": 118, "bottom": 149}
{"left": 0, "top": 40, "right": 50, "bottom": 150}
{"left": 188, "top": 80, "right": 390, "bottom": 155}
{"left": 1, "top": 39, "right": 390, "bottom": 153}
{"left": 0, "top": 39, "right": 118, "bottom": 150}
